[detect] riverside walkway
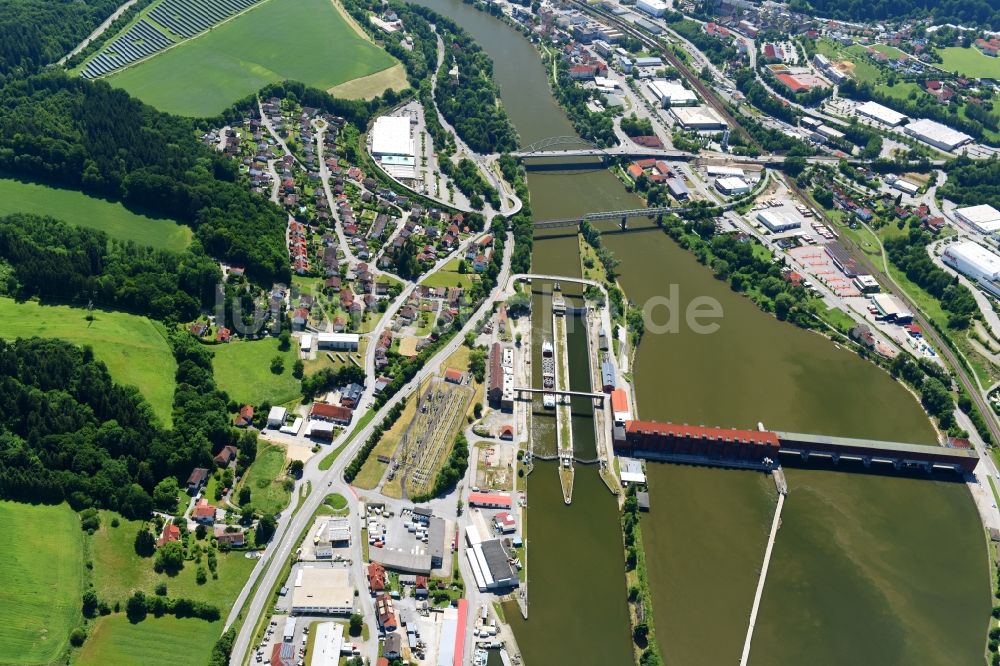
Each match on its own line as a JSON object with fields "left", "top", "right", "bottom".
{"left": 739, "top": 490, "right": 786, "bottom": 666}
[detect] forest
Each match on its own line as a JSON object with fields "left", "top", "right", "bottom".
{"left": 787, "top": 0, "right": 999, "bottom": 30}
{"left": 0, "top": 334, "right": 249, "bottom": 518}
{"left": 941, "top": 156, "right": 1000, "bottom": 210}
{"left": 0, "top": 214, "right": 220, "bottom": 321}
{"left": 0, "top": 73, "right": 289, "bottom": 282}
{"left": 0, "top": 0, "right": 122, "bottom": 80}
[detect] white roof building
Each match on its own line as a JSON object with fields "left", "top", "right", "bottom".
{"left": 371, "top": 116, "right": 414, "bottom": 158}
{"left": 648, "top": 80, "right": 697, "bottom": 107}
{"left": 715, "top": 176, "right": 751, "bottom": 196}
{"left": 943, "top": 241, "right": 1000, "bottom": 281}
{"left": 291, "top": 567, "right": 354, "bottom": 615}
{"left": 892, "top": 179, "right": 919, "bottom": 196}
{"left": 618, "top": 457, "right": 646, "bottom": 484}
{"left": 756, "top": 209, "right": 800, "bottom": 232}
{"left": 636, "top": 0, "right": 668, "bottom": 16}
{"left": 955, "top": 205, "right": 1000, "bottom": 235}
{"left": 855, "top": 100, "right": 906, "bottom": 127}
{"left": 904, "top": 118, "right": 972, "bottom": 152}
{"left": 300, "top": 333, "right": 313, "bottom": 352}
{"left": 706, "top": 165, "right": 745, "bottom": 177}
{"left": 671, "top": 105, "right": 726, "bottom": 130}
{"left": 316, "top": 332, "right": 360, "bottom": 350}
{"left": 267, "top": 406, "right": 287, "bottom": 427}
{"left": 311, "top": 622, "right": 345, "bottom": 666}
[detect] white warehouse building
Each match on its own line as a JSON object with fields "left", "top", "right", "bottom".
{"left": 855, "top": 100, "right": 906, "bottom": 127}
{"left": 647, "top": 80, "right": 697, "bottom": 107}
{"left": 903, "top": 118, "right": 973, "bottom": 152}
{"left": 955, "top": 204, "right": 1000, "bottom": 235}
{"left": 715, "top": 176, "right": 751, "bottom": 196}
{"left": 636, "top": 0, "right": 668, "bottom": 16}
{"left": 756, "top": 210, "right": 800, "bottom": 233}
{"left": 943, "top": 241, "right": 1000, "bottom": 298}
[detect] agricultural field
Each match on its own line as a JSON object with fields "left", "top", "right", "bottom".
{"left": 106, "top": 0, "right": 400, "bottom": 116}
{"left": 0, "top": 298, "right": 176, "bottom": 425}
{"left": 0, "top": 501, "right": 84, "bottom": 666}
{"left": 936, "top": 46, "right": 1000, "bottom": 79}
{"left": 211, "top": 337, "right": 301, "bottom": 406}
{"left": 0, "top": 178, "right": 191, "bottom": 252}
{"left": 237, "top": 442, "right": 291, "bottom": 515}
{"left": 87, "top": 510, "right": 256, "bottom": 608}
{"left": 74, "top": 615, "right": 222, "bottom": 666}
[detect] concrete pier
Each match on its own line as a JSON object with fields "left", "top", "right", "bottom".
{"left": 739, "top": 492, "right": 785, "bottom": 666}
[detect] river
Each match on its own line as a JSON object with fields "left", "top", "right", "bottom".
{"left": 408, "top": 0, "right": 990, "bottom": 663}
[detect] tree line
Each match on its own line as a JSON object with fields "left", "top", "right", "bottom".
{"left": 788, "top": 0, "right": 998, "bottom": 30}
{"left": 0, "top": 213, "right": 220, "bottom": 322}
{"left": 0, "top": 72, "right": 289, "bottom": 282}
{"left": 941, "top": 156, "right": 1000, "bottom": 211}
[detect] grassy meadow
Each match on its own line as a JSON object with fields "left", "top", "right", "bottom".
{"left": 211, "top": 337, "right": 301, "bottom": 406}
{"left": 937, "top": 46, "right": 1000, "bottom": 79}
{"left": 87, "top": 511, "right": 255, "bottom": 608}
{"left": 74, "top": 615, "right": 222, "bottom": 666}
{"left": 0, "top": 177, "right": 191, "bottom": 252}
{"left": 107, "top": 0, "right": 399, "bottom": 116}
{"left": 0, "top": 298, "right": 176, "bottom": 425}
{"left": 237, "top": 443, "right": 291, "bottom": 515}
{"left": 420, "top": 258, "right": 478, "bottom": 289}
{"left": 0, "top": 501, "right": 84, "bottom": 666}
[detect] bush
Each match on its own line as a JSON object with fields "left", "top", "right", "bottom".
{"left": 155, "top": 582, "right": 167, "bottom": 597}
{"left": 69, "top": 627, "right": 87, "bottom": 647}
{"left": 349, "top": 613, "right": 363, "bottom": 637}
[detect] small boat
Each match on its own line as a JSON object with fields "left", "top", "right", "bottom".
{"left": 543, "top": 393, "right": 556, "bottom": 409}
{"left": 541, "top": 340, "right": 553, "bottom": 357}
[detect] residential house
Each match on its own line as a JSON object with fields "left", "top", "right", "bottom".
{"left": 192, "top": 499, "right": 217, "bottom": 525}
{"left": 310, "top": 402, "right": 353, "bottom": 425}
{"left": 157, "top": 523, "right": 181, "bottom": 547}
{"left": 234, "top": 404, "right": 255, "bottom": 428}
{"left": 213, "top": 445, "right": 238, "bottom": 468}
{"left": 214, "top": 525, "right": 246, "bottom": 547}
{"left": 187, "top": 467, "right": 209, "bottom": 494}
{"left": 368, "top": 562, "right": 387, "bottom": 595}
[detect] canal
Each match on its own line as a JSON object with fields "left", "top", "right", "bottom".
{"left": 409, "top": 0, "right": 990, "bottom": 663}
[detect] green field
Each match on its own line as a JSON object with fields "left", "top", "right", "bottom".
{"left": 74, "top": 615, "right": 222, "bottom": 666}
{"left": 937, "top": 46, "right": 1000, "bottom": 79}
{"left": 0, "top": 501, "right": 84, "bottom": 666}
{"left": 211, "top": 337, "right": 301, "bottom": 406}
{"left": 0, "top": 178, "right": 191, "bottom": 252}
{"left": 420, "top": 258, "right": 477, "bottom": 289}
{"left": 107, "top": 0, "right": 399, "bottom": 116}
{"left": 238, "top": 443, "right": 291, "bottom": 515}
{"left": 0, "top": 298, "right": 176, "bottom": 425}
{"left": 88, "top": 511, "right": 255, "bottom": 607}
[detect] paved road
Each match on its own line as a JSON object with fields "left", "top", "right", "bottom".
{"left": 227, "top": 234, "right": 514, "bottom": 665}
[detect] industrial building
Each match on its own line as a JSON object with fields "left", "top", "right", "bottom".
{"left": 601, "top": 359, "right": 616, "bottom": 392}
{"left": 633, "top": 56, "right": 663, "bottom": 69}
{"left": 371, "top": 115, "right": 416, "bottom": 180}
{"left": 903, "top": 118, "right": 973, "bottom": 152}
{"left": 487, "top": 342, "right": 514, "bottom": 411}
{"left": 370, "top": 548, "right": 433, "bottom": 574}
{"left": 871, "top": 293, "right": 913, "bottom": 323}
{"left": 636, "top": 0, "right": 668, "bottom": 16}
{"left": 715, "top": 176, "right": 751, "bottom": 196}
{"left": 855, "top": 100, "right": 906, "bottom": 127}
{"left": 853, "top": 275, "right": 880, "bottom": 293}
{"left": 671, "top": 105, "right": 727, "bottom": 130}
{"left": 647, "top": 80, "right": 697, "bottom": 107}
{"left": 267, "top": 406, "right": 287, "bottom": 428}
{"left": 891, "top": 178, "right": 919, "bottom": 196}
{"left": 316, "top": 332, "right": 360, "bottom": 350}
{"left": 825, "top": 243, "right": 860, "bottom": 278}
{"left": 310, "top": 622, "right": 345, "bottom": 666}
{"left": 618, "top": 457, "right": 646, "bottom": 484}
{"left": 706, "top": 165, "right": 744, "bottom": 177}
{"left": 611, "top": 388, "right": 631, "bottom": 424}
{"left": 943, "top": 240, "right": 1000, "bottom": 298}
{"left": 666, "top": 178, "right": 689, "bottom": 200}
{"left": 756, "top": 209, "right": 800, "bottom": 233}
{"left": 428, "top": 517, "right": 446, "bottom": 568}
{"left": 466, "top": 537, "right": 518, "bottom": 591}
{"left": 468, "top": 492, "right": 512, "bottom": 509}
{"left": 290, "top": 567, "right": 354, "bottom": 615}
{"left": 616, "top": 421, "right": 781, "bottom": 464}
{"left": 955, "top": 204, "right": 1000, "bottom": 235}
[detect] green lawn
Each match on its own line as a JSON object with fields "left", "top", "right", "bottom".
{"left": 420, "top": 258, "right": 477, "bottom": 289}
{"left": 238, "top": 443, "right": 291, "bottom": 515}
{"left": 106, "top": 0, "right": 399, "bottom": 117}
{"left": 74, "top": 615, "right": 222, "bottom": 666}
{"left": 0, "top": 177, "right": 191, "bottom": 252}
{"left": 0, "top": 501, "right": 84, "bottom": 666}
{"left": 211, "top": 337, "right": 301, "bottom": 406}
{"left": 88, "top": 510, "right": 256, "bottom": 607}
{"left": 318, "top": 441, "right": 349, "bottom": 471}
{"left": 936, "top": 46, "right": 1000, "bottom": 79}
{"left": 0, "top": 298, "right": 176, "bottom": 425}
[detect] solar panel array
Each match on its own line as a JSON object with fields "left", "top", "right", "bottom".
{"left": 150, "top": 0, "right": 262, "bottom": 39}
{"left": 80, "top": 0, "right": 264, "bottom": 79}
{"left": 81, "top": 19, "right": 173, "bottom": 78}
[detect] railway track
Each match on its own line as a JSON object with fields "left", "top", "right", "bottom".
{"left": 572, "top": 0, "right": 755, "bottom": 148}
